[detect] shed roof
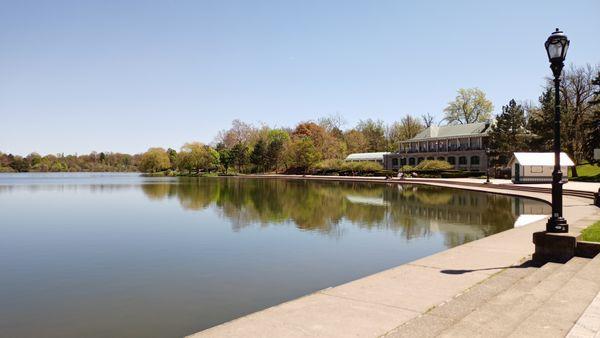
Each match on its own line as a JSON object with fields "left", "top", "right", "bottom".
{"left": 345, "top": 152, "right": 390, "bottom": 161}
{"left": 510, "top": 152, "right": 575, "bottom": 166}
{"left": 410, "top": 122, "right": 491, "bottom": 140}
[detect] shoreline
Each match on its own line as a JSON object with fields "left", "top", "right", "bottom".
{"left": 187, "top": 175, "right": 600, "bottom": 337}
{"left": 241, "top": 174, "right": 556, "bottom": 205}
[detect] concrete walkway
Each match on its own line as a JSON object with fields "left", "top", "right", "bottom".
{"left": 568, "top": 291, "right": 600, "bottom": 337}
{"left": 242, "top": 174, "right": 600, "bottom": 194}
{"left": 396, "top": 177, "right": 600, "bottom": 193}
{"left": 187, "top": 178, "right": 600, "bottom": 338}
{"left": 405, "top": 177, "right": 600, "bottom": 193}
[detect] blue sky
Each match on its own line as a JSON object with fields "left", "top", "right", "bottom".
{"left": 1, "top": 0, "right": 599, "bottom": 155}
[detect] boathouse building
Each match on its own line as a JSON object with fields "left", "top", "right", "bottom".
{"left": 383, "top": 122, "right": 491, "bottom": 171}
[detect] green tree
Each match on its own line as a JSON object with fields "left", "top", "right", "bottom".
{"left": 267, "top": 129, "right": 291, "bottom": 145}
{"left": 444, "top": 88, "right": 494, "bottom": 124}
{"left": 178, "top": 143, "right": 219, "bottom": 174}
{"left": 527, "top": 88, "right": 556, "bottom": 151}
{"left": 27, "top": 153, "right": 43, "bottom": 169}
{"left": 166, "top": 148, "right": 178, "bottom": 170}
{"left": 139, "top": 148, "right": 171, "bottom": 173}
{"left": 230, "top": 142, "right": 249, "bottom": 173}
{"left": 250, "top": 138, "right": 267, "bottom": 172}
{"left": 218, "top": 148, "right": 234, "bottom": 173}
{"left": 9, "top": 155, "right": 30, "bottom": 172}
{"left": 265, "top": 129, "right": 290, "bottom": 172}
{"left": 289, "top": 137, "right": 321, "bottom": 172}
{"left": 488, "top": 99, "right": 528, "bottom": 164}
{"left": 265, "top": 140, "right": 282, "bottom": 172}
{"left": 344, "top": 129, "right": 369, "bottom": 154}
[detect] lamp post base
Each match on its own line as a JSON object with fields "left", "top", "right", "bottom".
{"left": 546, "top": 217, "right": 568, "bottom": 233}
{"left": 532, "top": 231, "right": 576, "bottom": 264}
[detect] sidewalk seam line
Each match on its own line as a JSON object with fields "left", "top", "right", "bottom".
{"left": 317, "top": 291, "right": 422, "bottom": 314}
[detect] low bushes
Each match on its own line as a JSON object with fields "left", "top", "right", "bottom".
{"left": 415, "top": 160, "right": 453, "bottom": 171}
{"left": 311, "top": 160, "right": 389, "bottom": 176}
{"left": 398, "top": 160, "right": 453, "bottom": 175}
{"left": 440, "top": 171, "right": 485, "bottom": 178}
{"left": 141, "top": 170, "right": 178, "bottom": 177}
{"left": 399, "top": 160, "right": 465, "bottom": 178}
{"left": 342, "top": 161, "right": 383, "bottom": 173}
{"left": 0, "top": 166, "right": 15, "bottom": 173}
{"left": 400, "top": 165, "right": 415, "bottom": 172}
{"left": 296, "top": 159, "right": 485, "bottom": 178}
{"left": 312, "top": 159, "right": 345, "bottom": 174}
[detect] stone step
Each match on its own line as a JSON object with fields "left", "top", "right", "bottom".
{"left": 566, "top": 292, "right": 600, "bottom": 337}
{"left": 383, "top": 261, "right": 558, "bottom": 338}
{"left": 437, "top": 257, "right": 591, "bottom": 337}
{"left": 509, "top": 255, "right": 600, "bottom": 337}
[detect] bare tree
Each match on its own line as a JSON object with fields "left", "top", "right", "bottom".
{"left": 560, "top": 64, "right": 597, "bottom": 175}
{"left": 386, "top": 115, "right": 424, "bottom": 151}
{"left": 214, "top": 119, "right": 259, "bottom": 148}
{"left": 317, "top": 113, "right": 346, "bottom": 132}
{"left": 421, "top": 113, "right": 435, "bottom": 128}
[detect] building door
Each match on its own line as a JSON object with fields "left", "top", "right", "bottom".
{"left": 514, "top": 163, "right": 520, "bottom": 183}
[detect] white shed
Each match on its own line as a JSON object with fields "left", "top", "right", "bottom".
{"left": 508, "top": 152, "right": 574, "bottom": 183}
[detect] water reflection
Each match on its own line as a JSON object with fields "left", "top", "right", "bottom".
{"left": 0, "top": 174, "right": 552, "bottom": 338}
{"left": 141, "top": 178, "right": 551, "bottom": 245}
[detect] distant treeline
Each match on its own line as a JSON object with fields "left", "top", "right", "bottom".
{"left": 2, "top": 64, "right": 598, "bottom": 175}
{"left": 0, "top": 152, "right": 140, "bottom": 173}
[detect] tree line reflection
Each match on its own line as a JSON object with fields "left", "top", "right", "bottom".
{"left": 141, "top": 178, "right": 551, "bottom": 245}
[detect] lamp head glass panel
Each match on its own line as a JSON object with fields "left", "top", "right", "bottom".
{"left": 545, "top": 28, "right": 569, "bottom": 62}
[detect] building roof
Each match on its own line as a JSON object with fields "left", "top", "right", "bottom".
{"left": 510, "top": 152, "right": 575, "bottom": 166}
{"left": 409, "top": 122, "right": 491, "bottom": 140}
{"left": 345, "top": 152, "right": 390, "bottom": 161}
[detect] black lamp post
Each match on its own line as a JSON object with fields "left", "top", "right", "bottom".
{"left": 544, "top": 28, "right": 570, "bottom": 233}
{"left": 485, "top": 148, "right": 491, "bottom": 184}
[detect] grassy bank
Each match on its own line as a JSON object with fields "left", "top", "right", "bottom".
{"left": 141, "top": 170, "right": 238, "bottom": 177}
{"left": 581, "top": 220, "right": 600, "bottom": 242}
{"left": 569, "top": 164, "right": 600, "bottom": 182}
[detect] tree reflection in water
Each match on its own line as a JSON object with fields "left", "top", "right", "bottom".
{"left": 141, "top": 178, "right": 551, "bottom": 245}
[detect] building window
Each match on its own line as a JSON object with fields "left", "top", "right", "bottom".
{"left": 459, "top": 156, "right": 467, "bottom": 165}
{"left": 448, "top": 157, "right": 456, "bottom": 165}
{"left": 417, "top": 157, "right": 424, "bottom": 164}
{"left": 400, "top": 158, "right": 407, "bottom": 166}
{"left": 437, "top": 157, "right": 445, "bottom": 161}
{"left": 427, "top": 157, "right": 434, "bottom": 160}
{"left": 409, "top": 158, "right": 416, "bottom": 166}
{"left": 392, "top": 158, "right": 399, "bottom": 166}
{"left": 470, "top": 156, "right": 480, "bottom": 165}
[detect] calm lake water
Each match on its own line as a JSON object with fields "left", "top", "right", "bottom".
{"left": 0, "top": 173, "right": 550, "bottom": 338}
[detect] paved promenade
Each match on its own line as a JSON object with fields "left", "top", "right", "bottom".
{"left": 404, "top": 177, "right": 600, "bottom": 193}
{"left": 188, "top": 177, "right": 600, "bottom": 337}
